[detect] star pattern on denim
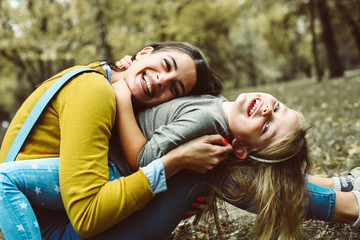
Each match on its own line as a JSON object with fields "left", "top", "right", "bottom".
{"left": 17, "top": 224, "right": 25, "bottom": 232}
{"left": 54, "top": 185, "right": 60, "bottom": 194}
{"left": 0, "top": 196, "right": 3, "bottom": 200}
{"left": 34, "top": 186, "right": 42, "bottom": 195}
{"left": 34, "top": 221, "right": 39, "bottom": 228}
{"left": 31, "top": 164, "right": 39, "bottom": 170}
{"left": 19, "top": 201, "right": 27, "bottom": 209}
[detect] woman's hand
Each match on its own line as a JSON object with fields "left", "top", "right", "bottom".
{"left": 116, "top": 55, "right": 133, "bottom": 69}
{"left": 161, "top": 134, "right": 232, "bottom": 179}
{"left": 184, "top": 196, "right": 209, "bottom": 220}
{"left": 112, "top": 79, "right": 132, "bottom": 101}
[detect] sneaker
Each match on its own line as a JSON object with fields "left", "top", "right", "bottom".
{"left": 333, "top": 167, "right": 360, "bottom": 192}
{"left": 351, "top": 167, "right": 360, "bottom": 191}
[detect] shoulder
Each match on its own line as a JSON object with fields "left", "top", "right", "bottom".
{"left": 54, "top": 69, "right": 116, "bottom": 117}
{"left": 60, "top": 70, "right": 113, "bottom": 99}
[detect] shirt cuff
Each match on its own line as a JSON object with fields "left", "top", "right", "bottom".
{"left": 141, "top": 158, "right": 167, "bottom": 194}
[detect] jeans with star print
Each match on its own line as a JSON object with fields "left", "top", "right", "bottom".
{"left": 0, "top": 158, "right": 338, "bottom": 239}
{"left": 0, "top": 158, "right": 64, "bottom": 240}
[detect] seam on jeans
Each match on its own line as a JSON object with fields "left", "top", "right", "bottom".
{"left": 0, "top": 172, "right": 35, "bottom": 239}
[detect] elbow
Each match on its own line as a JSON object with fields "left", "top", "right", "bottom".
{"left": 129, "top": 159, "right": 139, "bottom": 171}
{"left": 72, "top": 221, "right": 98, "bottom": 239}
{"left": 71, "top": 220, "right": 91, "bottom": 239}
{"left": 67, "top": 205, "right": 101, "bottom": 238}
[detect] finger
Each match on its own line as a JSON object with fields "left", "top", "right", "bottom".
{"left": 124, "top": 55, "right": 133, "bottom": 65}
{"left": 211, "top": 144, "right": 233, "bottom": 157}
{"left": 203, "top": 134, "right": 231, "bottom": 147}
{"left": 115, "top": 61, "right": 124, "bottom": 69}
{"left": 192, "top": 203, "right": 209, "bottom": 211}
{"left": 120, "top": 60, "right": 130, "bottom": 69}
{"left": 184, "top": 210, "right": 198, "bottom": 219}
{"left": 195, "top": 196, "right": 208, "bottom": 203}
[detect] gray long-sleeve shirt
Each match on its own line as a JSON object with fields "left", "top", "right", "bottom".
{"left": 109, "top": 94, "right": 231, "bottom": 176}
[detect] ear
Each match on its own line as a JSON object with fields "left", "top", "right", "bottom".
{"left": 232, "top": 139, "right": 249, "bottom": 159}
{"left": 135, "top": 46, "right": 154, "bottom": 60}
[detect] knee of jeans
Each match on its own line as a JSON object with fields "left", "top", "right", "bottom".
{"left": 0, "top": 167, "right": 18, "bottom": 192}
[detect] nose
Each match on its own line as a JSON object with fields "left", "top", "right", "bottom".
{"left": 262, "top": 105, "right": 272, "bottom": 116}
{"left": 157, "top": 73, "right": 172, "bottom": 90}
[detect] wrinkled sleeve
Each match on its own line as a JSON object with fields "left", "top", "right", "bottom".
{"left": 137, "top": 105, "right": 219, "bottom": 168}
{"left": 57, "top": 73, "right": 155, "bottom": 238}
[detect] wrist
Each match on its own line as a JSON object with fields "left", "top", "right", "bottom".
{"left": 161, "top": 152, "right": 182, "bottom": 179}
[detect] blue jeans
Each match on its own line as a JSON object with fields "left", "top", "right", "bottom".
{"left": 0, "top": 158, "right": 207, "bottom": 239}
{"left": 0, "top": 158, "right": 336, "bottom": 240}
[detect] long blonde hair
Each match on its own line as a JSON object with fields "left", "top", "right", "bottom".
{"left": 208, "top": 111, "right": 311, "bottom": 239}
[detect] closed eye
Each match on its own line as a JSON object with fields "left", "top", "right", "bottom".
{"left": 164, "top": 59, "right": 171, "bottom": 71}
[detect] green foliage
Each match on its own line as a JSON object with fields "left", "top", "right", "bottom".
{"left": 0, "top": 0, "right": 359, "bottom": 123}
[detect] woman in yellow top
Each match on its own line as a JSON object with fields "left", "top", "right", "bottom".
{"left": 0, "top": 42, "right": 231, "bottom": 239}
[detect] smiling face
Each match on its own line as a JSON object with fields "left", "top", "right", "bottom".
{"left": 123, "top": 50, "right": 197, "bottom": 107}
{"left": 227, "top": 92, "right": 299, "bottom": 150}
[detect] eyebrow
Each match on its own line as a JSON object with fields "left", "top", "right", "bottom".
{"left": 167, "top": 55, "right": 186, "bottom": 95}
{"left": 169, "top": 55, "right": 178, "bottom": 70}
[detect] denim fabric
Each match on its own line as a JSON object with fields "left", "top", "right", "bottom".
{"left": 0, "top": 158, "right": 62, "bottom": 240}
{"left": 305, "top": 180, "right": 336, "bottom": 221}
{"left": 0, "top": 158, "right": 121, "bottom": 240}
{"left": 0, "top": 157, "right": 337, "bottom": 240}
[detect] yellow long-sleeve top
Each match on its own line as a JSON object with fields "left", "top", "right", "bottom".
{"left": 0, "top": 62, "right": 155, "bottom": 238}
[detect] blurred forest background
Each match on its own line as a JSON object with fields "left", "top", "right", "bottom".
{"left": 1, "top": 0, "right": 360, "bottom": 239}
{"left": 1, "top": 0, "right": 360, "bottom": 137}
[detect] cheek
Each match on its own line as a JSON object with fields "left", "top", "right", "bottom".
{"left": 236, "top": 122, "right": 259, "bottom": 141}
{"left": 156, "top": 95, "right": 174, "bottom": 106}
{"left": 124, "top": 73, "right": 140, "bottom": 93}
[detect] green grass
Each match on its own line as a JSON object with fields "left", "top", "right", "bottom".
{"left": 170, "top": 70, "right": 360, "bottom": 239}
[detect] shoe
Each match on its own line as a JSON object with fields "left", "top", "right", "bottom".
{"left": 333, "top": 167, "right": 360, "bottom": 192}
{"left": 350, "top": 167, "right": 360, "bottom": 191}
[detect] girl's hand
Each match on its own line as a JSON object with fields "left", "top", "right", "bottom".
{"left": 184, "top": 196, "right": 209, "bottom": 220}
{"left": 161, "top": 134, "right": 232, "bottom": 178}
{"left": 112, "top": 79, "right": 131, "bottom": 100}
{"left": 116, "top": 55, "right": 133, "bottom": 69}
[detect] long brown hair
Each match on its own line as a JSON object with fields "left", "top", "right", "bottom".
{"left": 208, "top": 111, "right": 312, "bottom": 239}
{"left": 131, "top": 42, "right": 223, "bottom": 96}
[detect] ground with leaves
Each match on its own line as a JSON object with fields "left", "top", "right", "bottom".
{"left": 1, "top": 72, "right": 360, "bottom": 239}
{"left": 169, "top": 71, "right": 360, "bottom": 240}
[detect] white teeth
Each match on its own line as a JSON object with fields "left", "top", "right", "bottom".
{"left": 143, "top": 74, "right": 152, "bottom": 95}
{"left": 249, "top": 100, "right": 259, "bottom": 116}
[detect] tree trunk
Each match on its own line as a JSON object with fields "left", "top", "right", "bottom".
{"left": 316, "top": 0, "right": 344, "bottom": 78}
{"left": 95, "top": 3, "right": 113, "bottom": 60}
{"left": 244, "top": 17, "right": 257, "bottom": 87}
{"left": 336, "top": 1, "right": 360, "bottom": 58}
{"left": 309, "top": 0, "right": 322, "bottom": 82}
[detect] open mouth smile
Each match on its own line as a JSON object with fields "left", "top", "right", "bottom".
{"left": 142, "top": 72, "right": 155, "bottom": 97}
{"left": 248, "top": 98, "right": 262, "bottom": 117}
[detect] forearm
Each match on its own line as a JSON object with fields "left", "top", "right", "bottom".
{"left": 161, "top": 151, "right": 183, "bottom": 179}
{"left": 307, "top": 175, "right": 334, "bottom": 188}
{"left": 114, "top": 86, "right": 146, "bottom": 170}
